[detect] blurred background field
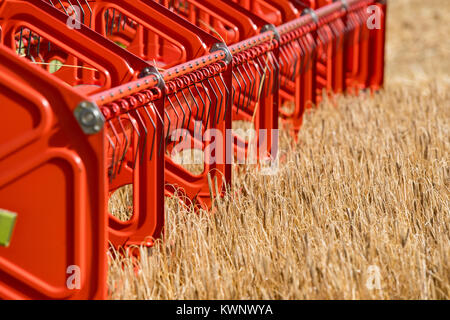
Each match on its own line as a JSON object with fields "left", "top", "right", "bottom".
{"left": 108, "top": 0, "right": 449, "bottom": 300}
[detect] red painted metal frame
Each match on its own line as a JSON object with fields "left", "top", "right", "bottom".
{"left": 0, "top": 0, "right": 386, "bottom": 300}
{"left": 0, "top": 44, "right": 107, "bottom": 300}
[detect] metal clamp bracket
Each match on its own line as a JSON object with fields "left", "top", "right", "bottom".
{"left": 261, "top": 24, "right": 281, "bottom": 42}
{"left": 301, "top": 8, "right": 319, "bottom": 24}
{"left": 74, "top": 101, "right": 105, "bottom": 135}
{"left": 138, "top": 65, "right": 166, "bottom": 90}
{"left": 211, "top": 42, "right": 233, "bottom": 65}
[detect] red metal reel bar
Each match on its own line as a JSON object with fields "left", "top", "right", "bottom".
{"left": 44, "top": 0, "right": 220, "bottom": 69}
{"left": 0, "top": 45, "right": 107, "bottom": 299}
{"left": 0, "top": 0, "right": 149, "bottom": 92}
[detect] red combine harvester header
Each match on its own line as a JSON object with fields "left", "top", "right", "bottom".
{"left": 0, "top": 0, "right": 386, "bottom": 299}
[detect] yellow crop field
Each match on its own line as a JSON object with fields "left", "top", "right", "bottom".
{"left": 108, "top": 0, "right": 449, "bottom": 300}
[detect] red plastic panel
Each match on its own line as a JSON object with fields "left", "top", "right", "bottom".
{"left": 0, "top": 45, "right": 107, "bottom": 299}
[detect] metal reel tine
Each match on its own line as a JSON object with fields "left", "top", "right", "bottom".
{"left": 212, "top": 74, "right": 224, "bottom": 124}
{"left": 104, "top": 9, "right": 110, "bottom": 35}
{"left": 205, "top": 76, "right": 218, "bottom": 127}
{"left": 84, "top": 0, "right": 92, "bottom": 28}
{"left": 236, "top": 65, "right": 248, "bottom": 110}
{"left": 149, "top": 102, "right": 165, "bottom": 157}
{"left": 56, "top": 0, "right": 68, "bottom": 15}
{"left": 117, "top": 13, "right": 122, "bottom": 33}
{"left": 192, "top": 82, "right": 206, "bottom": 136}
{"left": 200, "top": 79, "right": 212, "bottom": 131}
{"left": 186, "top": 84, "right": 200, "bottom": 135}
{"left": 267, "top": 51, "right": 278, "bottom": 95}
{"left": 217, "top": 72, "right": 230, "bottom": 122}
{"left": 26, "top": 30, "right": 32, "bottom": 57}
{"left": 179, "top": 87, "right": 193, "bottom": 140}
{"left": 141, "top": 104, "right": 156, "bottom": 161}
{"left": 242, "top": 62, "right": 255, "bottom": 111}
{"left": 75, "top": 0, "right": 86, "bottom": 24}
{"left": 134, "top": 108, "right": 149, "bottom": 163}
{"left": 253, "top": 56, "right": 266, "bottom": 97}
{"left": 173, "top": 91, "right": 186, "bottom": 141}
{"left": 108, "top": 119, "right": 122, "bottom": 179}
{"left": 232, "top": 70, "right": 242, "bottom": 114}
{"left": 105, "top": 132, "right": 115, "bottom": 183}
{"left": 18, "top": 27, "right": 23, "bottom": 56}
{"left": 126, "top": 112, "right": 141, "bottom": 170}
{"left": 166, "top": 94, "right": 180, "bottom": 142}
{"left": 116, "top": 116, "right": 130, "bottom": 174}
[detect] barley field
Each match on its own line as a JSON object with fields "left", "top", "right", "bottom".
{"left": 108, "top": 0, "right": 450, "bottom": 300}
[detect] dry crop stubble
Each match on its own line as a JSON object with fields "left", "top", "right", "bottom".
{"left": 107, "top": 0, "right": 449, "bottom": 299}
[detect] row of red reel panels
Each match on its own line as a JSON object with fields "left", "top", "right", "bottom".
{"left": 0, "top": 0, "right": 386, "bottom": 299}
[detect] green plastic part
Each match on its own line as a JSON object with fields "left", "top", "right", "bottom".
{"left": 0, "top": 209, "right": 17, "bottom": 247}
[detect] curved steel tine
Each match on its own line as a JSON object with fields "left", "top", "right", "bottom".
{"left": 18, "top": 27, "right": 23, "bottom": 55}
{"left": 163, "top": 108, "right": 171, "bottom": 145}
{"left": 126, "top": 112, "right": 141, "bottom": 170}
{"left": 26, "top": 30, "right": 32, "bottom": 57}
{"left": 267, "top": 51, "right": 278, "bottom": 95}
{"left": 173, "top": 91, "right": 186, "bottom": 139}
{"left": 305, "top": 34, "right": 317, "bottom": 73}
{"left": 200, "top": 80, "right": 212, "bottom": 130}
{"left": 205, "top": 76, "right": 219, "bottom": 126}
{"left": 218, "top": 72, "right": 230, "bottom": 122}
{"left": 36, "top": 35, "right": 41, "bottom": 57}
{"left": 241, "top": 61, "right": 255, "bottom": 111}
{"left": 116, "top": 116, "right": 130, "bottom": 174}
{"left": 288, "top": 41, "right": 299, "bottom": 81}
{"left": 236, "top": 65, "right": 248, "bottom": 110}
{"left": 238, "top": 63, "right": 251, "bottom": 110}
{"left": 231, "top": 70, "right": 242, "bottom": 114}
{"left": 212, "top": 74, "right": 224, "bottom": 125}
{"left": 110, "top": 8, "right": 116, "bottom": 36}
{"left": 66, "top": 0, "right": 78, "bottom": 21}
{"left": 122, "top": 15, "right": 127, "bottom": 31}
{"left": 279, "top": 45, "right": 290, "bottom": 86}
{"left": 283, "top": 41, "right": 295, "bottom": 83}
{"left": 192, "top": 83, "right": 206, "bottom": 136}
{"left": 166, "top": 94, "right": 180, "bottom": 142}
{"left": 56, "top": 0, "right": 68, "bottom": 15}
{"left": 108, "top": 119, "right": 122, "bottom": 179}
{"left": 143, "top": 104, "right": 157, "bottom": 160}
{"left": 296, "top": 36, "right": 307, "bottom": 75}
{"left": 149, "top": 102, "right": 165, "bottom": 157}
{"left": 179, "top": 87, "right": 193, "bottom": 140}
{"left": 134, "top": 108, "right": 148, "bottom": 164}
{"left": 104, "top": 9, "right": 110, "bottom": 35}
{"left": 83, "top": 0, "right": 92, "bottom": 28}
{"left": 117, "top": 13, "right": 122, "bottom": 33}
{"left": 257, "top": 54, "right": 271, "bottom": 97}
{"left": 283, "top": 42, "right": 295, "bottom": 84}
{"left": 74, "top": 0, "right": 85, "bottom": 25}
{"left": 186, "top": 84, "right": 199, "bottom": 134}
{"left": 288, "top": 41, "right": 300, "bottom": 82}
{"left": 270, "top": 49, "right": 280, "bottom": 82}
{"left": 253, "top": 56, "right": 267, "bottom": 98}
{"left": 106, "top": 132, "right": 116, "bottom": 183}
